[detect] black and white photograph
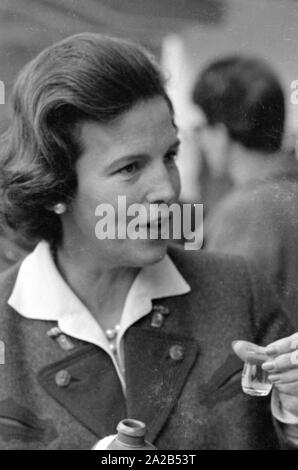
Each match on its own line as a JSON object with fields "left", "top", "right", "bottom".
{"left": 0, "top": 0, "right": 298, "bottom": 453}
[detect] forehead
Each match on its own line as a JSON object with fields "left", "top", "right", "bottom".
{"left": 79, "top": 97, "right": 177, "bottom": 159}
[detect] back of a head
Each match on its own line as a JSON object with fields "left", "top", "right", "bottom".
{"left": 192, "top": 56, "right": 285, "bottom": 154}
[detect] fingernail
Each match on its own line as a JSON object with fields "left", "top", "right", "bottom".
{"left": 268, "top": 375, "right": 280, "bottom": 383}
{"left": 265, "top": 346, "right": 278, "bottom": 356}
{"left": 262, "top": 361, "right": 275, "bottom": 371}
{"left": 246, "top": 350, "right": 257, "bottom": 355}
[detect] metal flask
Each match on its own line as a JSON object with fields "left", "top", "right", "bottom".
{"left": 106, "top": 419, "right": 156, "bottom": 450}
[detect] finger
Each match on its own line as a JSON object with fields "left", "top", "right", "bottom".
{"left": 268, "top": 368, "right": 298, "bottom": 385}
{"left": 275, "top": 390, "right": 298, "bottom": 417}
{"left": 274, "top": 384, "right": 298, "bottom": 398}
{"left": 263, "top": 350, "right": 298, "bottom": 373}
{"left": 265, "top": 332, "right": 298, "bottom": 356}
{"left": 232, "top": 340, "right": 268, "bottom": 363}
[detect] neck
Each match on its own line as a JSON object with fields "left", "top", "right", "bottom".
{"left": 229, "top": 145, "right": 292, "bottom": 186}
{"left": 54, "top": 240, "right": 139, "bottom": 329}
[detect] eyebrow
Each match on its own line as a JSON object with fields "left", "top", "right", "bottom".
{"left": 107, "top": 138, "right": 181, "bottom": 172}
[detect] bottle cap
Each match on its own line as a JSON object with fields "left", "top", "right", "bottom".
{"left": 116, "top": 419, "right": 146, "bottom": 446}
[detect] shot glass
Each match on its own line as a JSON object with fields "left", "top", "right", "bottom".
{"left": 241, "top": 347, "right": 272, "bottom": 396}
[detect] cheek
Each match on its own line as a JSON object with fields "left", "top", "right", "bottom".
{"left": 72, "top": 184, "right": 133, "bottom": 240}
{"left": 201, "top": 135, "right": 213, "bottom": 155}
{"left": 75, "top": 179, "right": 116, "bottom": 213}
{"left": 69, "top": 185, "right": 107, "bottom": 235}
{"left": 73, "top": 192, "right": 99, "bottom": 220}
{"left": 171, "top": 166, "right": 181, "bottom": 198}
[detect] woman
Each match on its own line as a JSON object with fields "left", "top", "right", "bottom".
{"left": 0, "top": 33, "right": 297, "bottom": 450}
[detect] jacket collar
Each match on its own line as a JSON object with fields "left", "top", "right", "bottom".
{"left": 38, "top": 315, "right": 199, "bottom": 443}
{"left": 9, "top": 241, "right": 191, "bottom": 393}
{"left": 8, "top": 241, "right": 190, "bottom": 345}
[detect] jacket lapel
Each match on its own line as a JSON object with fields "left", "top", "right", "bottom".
{"left": 124, "top": 325, "right": 199, "bottom": 443}
{"left": 38, "top": 295, "right": 199, "bottom": 444}
{"left": 38, "top": 326, "right": 199, "bottom": 443}
{"left": 38, "top": 344, "right": 126, "bottom": 438}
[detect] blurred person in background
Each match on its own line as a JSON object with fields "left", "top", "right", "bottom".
{"left": 193, "top": 56, "right": 298, "bottom": 329}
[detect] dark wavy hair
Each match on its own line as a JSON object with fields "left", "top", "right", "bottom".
{"left": 0, "top": 33, "right": 172, "bottom": 245}
{"left": 192, "top": 56, "right": 285, "bottom": 153}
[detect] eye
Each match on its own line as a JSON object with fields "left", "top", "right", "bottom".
{"left": 118, "top": 162, "right": 140, "bottom": 176}
{"left": 164, "top": 151, "right": 178, "bottom": 164}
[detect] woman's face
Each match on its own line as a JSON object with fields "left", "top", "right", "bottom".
{"left": 61, "top": 97, "right": 181, "bottom": 268}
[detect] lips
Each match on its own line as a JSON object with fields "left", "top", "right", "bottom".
{"left": 138, "top": 216, "right": 171, "bottom": 240}
{"left": 142, "top": 214, "right": 171, "bottom": 229}
{"left": 146, "top": 217, "right": 164, "bottom": 229}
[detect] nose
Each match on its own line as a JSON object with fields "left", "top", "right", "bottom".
{"left": 145, "top": 162, "right": 180, "bottom": 205}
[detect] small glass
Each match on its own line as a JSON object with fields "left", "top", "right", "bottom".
{"left": 241, "top": 347, "right": 272, "bottom": 396}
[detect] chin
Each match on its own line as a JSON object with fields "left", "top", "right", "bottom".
{"left": 131, "top": 239, "right": 169, "bottom": 266}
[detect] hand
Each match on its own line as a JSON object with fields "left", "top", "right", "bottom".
{"left": 262, "top": 333, "right": 298, "bottom": 416}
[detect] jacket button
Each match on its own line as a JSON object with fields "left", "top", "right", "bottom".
{"left": 151, "top": 312, "right": 164, "bottom": 328}
{"left": 56, "top": 334, "right": 75, "bottom": 351}
{"left": 109, "top": 342, "right": 117, "bottom": 354}
{"left": 169, "top": 345, "right": 184, "bottom": 361}
{"left": 47, "top": 326, "right": 62, "bottom": 338}
{"left": 55, "top": 369, "right": 72, "bottom": 387}
{"left": 153, "top": 305, "right": 170, "bottom": 316}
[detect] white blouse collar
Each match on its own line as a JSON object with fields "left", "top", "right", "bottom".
{"left": 8, "top": 241, "right": 190, "bottom": 361}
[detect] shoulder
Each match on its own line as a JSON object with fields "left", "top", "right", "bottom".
{"left": 207, "top": 181, "right": 298, "bottom": 237}
{"left": 167, "top": 244, "right": 293, "bottom": 342}
{"left": 213, "top": 178, "right": 298, "bottom": 212}
{"left": 167, "top": 244, "right": 253, "bottom": 292}
{"left": 0, "top": 263, "right": 21, "bottom": 300}
{"left": 0, "top": 263, "right": 21, "bottom": 320}
{"left": 167, "top": 243, "right": 283, "bottom": 313}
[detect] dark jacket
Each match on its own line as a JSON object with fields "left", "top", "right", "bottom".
{"left": 205, "top": 169, "right": 298, "bottom": 329}
{"left": 0, "top": 247, "right": 294, "bottom": 449}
